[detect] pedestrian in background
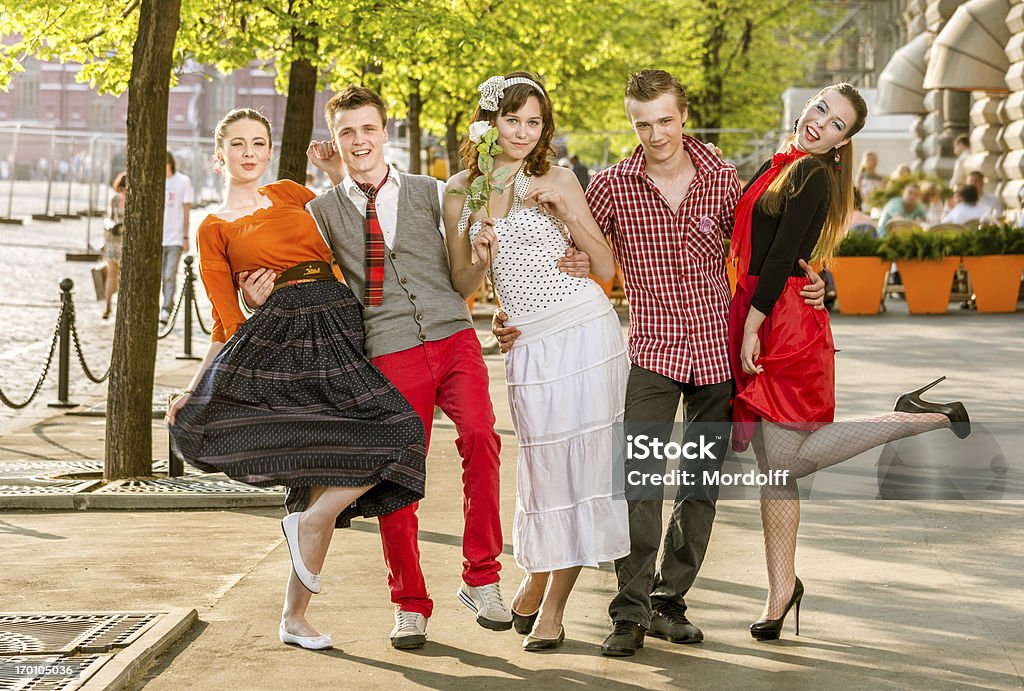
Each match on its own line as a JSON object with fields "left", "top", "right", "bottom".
{"left": 570, "top": 154, "right": 590, "bottom": 190}
{"left": 161, "top": 151, "right": 193, "bottom": 323}
{"left": 855, "top": 150, "right": 883, "bottom": 209}
{"left": 102, "top": 172, "right": 127, "bottom": 319}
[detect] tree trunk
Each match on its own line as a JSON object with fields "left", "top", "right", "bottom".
{"left": 278, "top": 31, "right": 318, "bottom": 183}
{"left": 104, "top": 0, "right": 181, "bottom": 481}
{"left": 445, "top": 112, "right": 462, "bottom": 175}
{"left": 698, "top": 5, "right": 726, "bottom": 145}
{"left": 407, "top": 79, "right": 422, "bottom": 175}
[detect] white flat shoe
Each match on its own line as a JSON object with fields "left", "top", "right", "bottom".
{"left": 279, "top": 622, "right": 332, "bottom": 650}
{"left": 281, "top": 512, "right": 321, "bottom": 594}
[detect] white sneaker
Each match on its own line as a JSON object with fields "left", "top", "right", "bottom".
{"left": 390, "top": 609, "right": 428, "bottom": 650}
{"left": 457, "top": 581, "right": 513, "bottom": 631}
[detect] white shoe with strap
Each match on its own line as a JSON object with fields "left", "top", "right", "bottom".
{"left": 281, "top": 512, "right": 322, "bottom": 594}
{"left": 279, "top": 622, "right": 332, "bottom": 650}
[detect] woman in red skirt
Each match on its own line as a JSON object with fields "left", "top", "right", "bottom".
{"left": 728, "top": 83, "right": 971, "bottom": 641}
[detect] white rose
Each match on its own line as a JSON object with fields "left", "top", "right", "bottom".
{"left": 468, "top": 121, "right": 492, "bottom": 144}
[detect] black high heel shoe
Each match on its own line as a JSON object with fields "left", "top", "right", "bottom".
{"left": 893, "top": 376, "right": 971, "bottom": 439}
{"left": 750, "top": 577, "right": 803, "bottom": 641}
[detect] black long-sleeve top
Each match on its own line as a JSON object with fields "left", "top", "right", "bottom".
{"left": 743, "top": 156, "right": 830, "bottom": 315}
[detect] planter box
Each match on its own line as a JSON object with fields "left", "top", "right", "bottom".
{"left": 895, "top": 256, "right": 961, "bottom": 314}
{"left": 963, "top": 254, "right": 1024, "bottom": 313}
{"left": 832, "top": 257, "right": 889, "bottom": 314}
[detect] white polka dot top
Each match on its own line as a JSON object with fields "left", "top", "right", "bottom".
{"left": 463, "top": 168, "right": 597, "bottom": 320}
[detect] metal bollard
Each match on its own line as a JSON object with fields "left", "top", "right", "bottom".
{"left": 176, "top": 256, "right": 201, "bottom": 361}
{"left": 48, "top": 278, "right": 78, "bottom": 408}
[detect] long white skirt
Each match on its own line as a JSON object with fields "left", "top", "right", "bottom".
{"left": 505, "top": 287, "right": 630, "bottom": 572}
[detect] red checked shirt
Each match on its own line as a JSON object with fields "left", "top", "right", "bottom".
{"left": 587, "top": 135, "right": 741, "bottom": 386}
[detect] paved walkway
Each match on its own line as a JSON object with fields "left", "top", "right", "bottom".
{"left": 1, "top": 293, "right": 1022, "bottom": 688}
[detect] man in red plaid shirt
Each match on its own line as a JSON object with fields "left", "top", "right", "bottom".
{"left": 497, "top": 70, "right": 824, "bottom": 656}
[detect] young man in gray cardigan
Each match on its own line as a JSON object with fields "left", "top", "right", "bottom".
{"left": 244, "top": 86, "right": 588, "bottom": 650}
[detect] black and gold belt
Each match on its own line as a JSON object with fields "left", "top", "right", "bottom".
{"left": 271, "top": 261, "right": 336, "bottom": 294}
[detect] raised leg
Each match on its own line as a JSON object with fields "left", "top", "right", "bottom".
{"left": 282, "top": 484, "right": 373, "bottom": 637}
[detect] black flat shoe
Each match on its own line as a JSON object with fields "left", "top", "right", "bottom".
{"left": 523, "top": 625, "right": 564, "bottom": 651}
{"left": 601, "top": 620, "right": 646, "bottom": 657}
{"left": 894, "top": 376, "right": 971, "bottom": 439}
{"left": 512, "top": 608, "right": 539, "bottom": 636}
{"left": 750, "top": 577, "right": 804, "bottom": 641}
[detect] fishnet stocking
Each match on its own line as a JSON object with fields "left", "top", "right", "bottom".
{"left": 754, "top": 412, "right": 948, "bottom": 619}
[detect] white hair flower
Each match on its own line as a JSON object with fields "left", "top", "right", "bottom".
{"left": 476, "top": 75, "right": 544, "bottom": 111}
{"left": 468, "top": 120, "right": 493, "bottom": 144}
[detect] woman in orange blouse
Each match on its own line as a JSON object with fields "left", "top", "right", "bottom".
{"left": 166, "top": 108, "right": 426, "bottom": 651}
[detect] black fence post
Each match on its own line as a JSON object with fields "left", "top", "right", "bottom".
{"left": 176, "top": 256, "right": 201, "bottom": 361}
{"left": 48, "top": 278, "right": 78, "bottom": 408}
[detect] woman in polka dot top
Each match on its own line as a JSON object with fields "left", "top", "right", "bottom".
{"left": 443, "top": 72, "right": 630, "bottom": 651}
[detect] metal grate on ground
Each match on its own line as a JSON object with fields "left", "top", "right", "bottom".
{"left": 0, "top": 610, "right": 196, "bottom": 690}
{"left": 0, "top": 614, "right": 158, "bottom": 655}
{"left": 0, "top": 613, "right": 161, "bottom": 689}
{"left": 92, "top": 477, "right": 282, "bottom": 494}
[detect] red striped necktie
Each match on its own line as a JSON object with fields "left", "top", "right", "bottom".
{"left": 356, "top": 168, "right": 390, "bottom": 306}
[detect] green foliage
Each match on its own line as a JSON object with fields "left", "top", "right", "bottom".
{"left": 836, "top": 231, "right": 882, "bottom": 257}
{"left": 3, "top": 0, "right": 842, "bottom": 176}
{"left": 960, "top": 223, "right": 1024, "bottom": 256}
{"left": 879, "top": 230, "right": 964, "bottom": 262}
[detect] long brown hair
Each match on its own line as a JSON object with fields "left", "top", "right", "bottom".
{"left": 460, "top": 71, "right": 555, "bottom": 181}
{"left": 760, "top": 83, "right": 868, "bottom": 267}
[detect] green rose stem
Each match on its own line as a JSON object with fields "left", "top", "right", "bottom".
{"left": 448, "top": 125, "right": 509, "bottom": 306}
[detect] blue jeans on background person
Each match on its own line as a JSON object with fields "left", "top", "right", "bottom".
{"left": 161, "top": 245, "right": 183, "bottom": 318}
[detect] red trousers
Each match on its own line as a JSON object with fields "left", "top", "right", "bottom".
{"left": 370, "top": 328, "right": 503, "bottom": 617}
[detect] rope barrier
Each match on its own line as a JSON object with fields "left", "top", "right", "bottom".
{"left": 0, "top": 264, "right": 207, "bottom": 408}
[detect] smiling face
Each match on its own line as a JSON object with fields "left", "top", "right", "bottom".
{"left": 795, "top": 90, "right": 859, "bottom": 154}
{"left": 218, "top": 118, "right": 272, "bottom": 183}
{"left": 495, "top": 95, "right": 544, "bottom": 163}
{"left": 626, "top": 92, "right": 687, "bottom": 165}
{"left": 332, "top": 105, "right": 388, "bottom": 182}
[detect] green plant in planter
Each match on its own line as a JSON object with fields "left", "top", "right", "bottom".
{"left": 878, "top": 230, "right": 965, "bottom": 261}
{"left": 962, "top": 223, "right": 1024, "bottom": 255}
{"left": 835, "top": 231, "right": 882, "bottom": 257}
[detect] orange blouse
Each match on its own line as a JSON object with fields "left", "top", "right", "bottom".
{"left": 197, "top": 180, "right": 339, "bottom": 342}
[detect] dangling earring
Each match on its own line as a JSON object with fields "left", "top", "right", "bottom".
{"left": 833, "top": 149, "right": 842, "bottom": 171}
{"left": 792, "top": 119, "right": 798, "bottom": 135}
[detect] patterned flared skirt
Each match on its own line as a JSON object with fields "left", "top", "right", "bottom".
{"left": 169, "top": 279, "right": 426, "bottom": 528}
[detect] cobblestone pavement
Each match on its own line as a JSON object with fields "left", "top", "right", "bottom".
{"left": 0, "top": 190, "right": 213, "bottom": 434}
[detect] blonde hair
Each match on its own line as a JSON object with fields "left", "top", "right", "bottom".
{"left": 760, "top": 83, "right": 868, "bottom": 267}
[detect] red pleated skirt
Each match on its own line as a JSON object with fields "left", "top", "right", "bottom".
{"left": 729, "top": 274, "right": 836, "bottom": 452}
